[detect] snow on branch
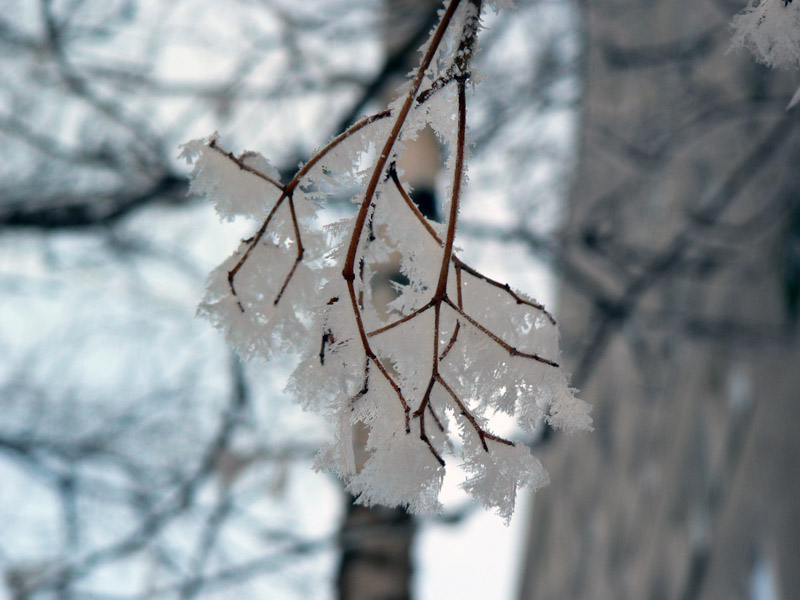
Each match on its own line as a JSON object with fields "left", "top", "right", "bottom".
{"left": 183, "top": 0, "right": 591, "bottom": 522}
{"left": 730, "top": 0, "right": 800, "bottom": 69}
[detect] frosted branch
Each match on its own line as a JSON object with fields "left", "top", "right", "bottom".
{"left": 189, "top": 0, "right": 591, "bottom": 520}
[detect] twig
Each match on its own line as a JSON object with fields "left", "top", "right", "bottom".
{"left": 340, "top": 0, "right": 467, "bottom": 436}
{"left": 435, "top": 375, "right": 513, "bottom": 451}
{"left": 217, "top": 110, "right": 392, "bottom": 310}
{"left": 443, "top": 297, "right": 559, "bottom": 367}
{"left": 206, "top": 0, "right": 555, "bottom": 470}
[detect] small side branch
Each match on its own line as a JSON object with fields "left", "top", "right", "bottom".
{"left": 439, "top": 321, "right": 461, "bottom": 362}
{"left": 415, "top": 378, "right": 445, "bottom": 466}
{"left": 390, "top": 160, "right": 556, "bottom": 326}
{"left": 367, "top": 302, "right": 434, "bottom": 337}
{"left": 208, "top": 141, "right": 285, "bottom": 191}
{"left": 349, "top": 360, "right": 370, "bottom": 409}
{"left": 227, "top": 190, "right": 289, "bottom": 311}
{"left": 370, "top": 355, "right": 412, "bottom": 433}
{"left": 427, "top": 404, "right": 445, "bottom": 432}
{"left": 443, "top": 297, "right": 560, "bottom": 367}
{"left": 340, "top": 0, "right": 467, "bottom": 437}
{"left": 215, "top": 110, "right": 393, "bottom": 310}
{"left": 455, "top": 262, "right": 556, "bottom": 325}
{"left": 389, "top": 164, "right": 443, "bottom": 244}
{"left": 435, "top": 375, "right": 513, "bottom": 451}
{"left": 274, "top": 194, "right": 305, "bottom": 306}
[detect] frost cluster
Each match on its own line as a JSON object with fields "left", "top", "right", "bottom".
{"left": 182, "top": 0, "right": 591, "bottom": 522}
{"left": 730, "top": 0, "right": 800, "bottom": 69}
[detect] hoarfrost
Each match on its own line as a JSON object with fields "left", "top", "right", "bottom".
{"left": 187, "top": 0, "right": 590, "bottom": 522}
{"left": 730, "top": 1, "right": 800, "bottom": 69}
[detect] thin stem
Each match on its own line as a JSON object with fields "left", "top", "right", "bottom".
{"left": 273, "top": 195, "right": 305, "bottom": 306}
{"left": 432, "top": 78, "right": 467, "bottom": 300}
{"left": 369, "top": 354, "right": 411, "bottom": 433}
{"left": 427, "top": 403, "right": 445, "bottom": 432}
{"left": 439, "top": 265, "right": 464, "bottom": 360}
{"left": 208, "top": 141, "right": 285, "bottom": 191}
{"left": 435, "top": 375, "right": 513, "bottom": 451}
{"left": 341, "top": 0, "right": 466, "bottom": 424}
{"left": 439, "top": 321, "right": 461, "bottom": 362}
{"left": 389, "top": 164, "right": 442, "bottom": 244}
{"left": 367, "top": 302, "right": 434, "bottom": 337}
{"left": 416, "top": 74, "right": 455, "bottom": 105}
{"left": 221, "top": 110, "right": 392, "bottom": 309}
{"left": 443, "top": 297, "right": 560, "bottom": 367}
{"left": 342, "top": 0, "right": 464, "bottom": 282}
{"left": 416, "top": 378, "right": 445, "bottom": 466}
{"left": 288, "top": 110, "right": 391, "bottom": 196}
{"left": 390, "top": 159, "right": 556, "bottom": 326}
{"left": 406, "top": 76, "right": 470, "bottom": 466}
{"left": 226, "top": 191, "right": 288, "bottom": 311}
{"left": 349, "top": 360, "right": 370, "bottom": 408}
{"left": 456, "top": 263, "right": 556, "bottom": 325}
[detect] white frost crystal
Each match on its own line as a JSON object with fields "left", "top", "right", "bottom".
{"left": 730, "top": 0, "right": 800, "bottom": 69}
{"left": 186, "top": 0, "right": 591, "bottom": 521}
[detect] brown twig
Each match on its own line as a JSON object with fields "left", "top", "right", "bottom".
{"left": 208, "top": 142, "right": 285, "bottom": 191}
{"left": 274, "top": 194, "right": 305, "bottom": 306}
{"left": 343, "top": 2, "right": 545, "bottom": 465}
{"left": 435, "top": 375, "right": 513, "bottom": 451}
{"left": 366, "top": 301, "right": 434, "bottom": 337}
{"left": 416, "top": 74, "right": 456, "bottom": 105}
{"left": 212, "top": 110, "right": 393, "bottom": 310}
{"left": 389, "top": 150, "right": 556, "bottom": 327}
{"left": 443, "top": 297, "right": 559, "bottom": 367}
{"left": 349, "top": 360, "right": 370, "bottom": 409}
{"left": 225, "top": 188, "right": 290, "bottom": 312}
{"left": 427, "top": 403, "right": 446, "bottom": 432}
{"left": 416, "top": 379, "right": 445, "bottom": 466}
{"left": 455, "top": 262, "right": 556, "bottom": 325}
{"left": 399, "top": 76, "right": 471, "bottom": 465}
{"left": 212, "top": 0, "right": 549, "bottom": 468}
{"left": 439, "top": 321, "right": 461, "bottom": 362}
{"left": 388, "top": 163, "right": 443, "bottom": 244}
{"left": 340, "top": 0, "right": 467, "bottom": 438}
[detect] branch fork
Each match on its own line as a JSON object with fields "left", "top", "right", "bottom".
{"left": 189, "top": 0, "right": 591, "bottom": 517}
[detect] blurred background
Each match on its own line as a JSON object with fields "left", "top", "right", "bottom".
{"left": 1, "top": 1, "right": 798, "bottom": 599}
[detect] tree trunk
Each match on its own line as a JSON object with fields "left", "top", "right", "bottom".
{"left": 519, "top": 1, "right": 800, "bottom": 599}
{"left": 336, "top": 503, "right": 416, "bottom": 600}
